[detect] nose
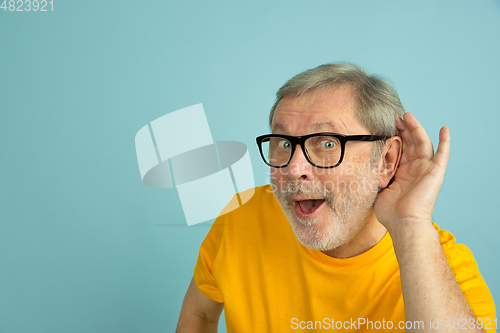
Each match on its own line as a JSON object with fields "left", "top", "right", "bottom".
{"left": 286, "top": 144, "right": 314, "bottom": 181}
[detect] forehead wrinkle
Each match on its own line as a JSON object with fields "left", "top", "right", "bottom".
{"left": 337, "top": 118, "right": 350, "bottom": 132}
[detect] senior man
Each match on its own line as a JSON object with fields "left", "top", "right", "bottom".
{"left": 176, "top": 63, "right": 495, "bottom": 332}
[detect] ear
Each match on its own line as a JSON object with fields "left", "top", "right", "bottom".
{"left": 378, "top": 136, "right": 402, "bottom": 189}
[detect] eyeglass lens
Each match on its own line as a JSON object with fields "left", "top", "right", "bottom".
{"left": 260, "top": 136, "right": 342, "bottom": 167}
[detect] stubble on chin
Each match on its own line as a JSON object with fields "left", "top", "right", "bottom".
{"left": 270, "top": 174, "right": 380, "bottom": 251}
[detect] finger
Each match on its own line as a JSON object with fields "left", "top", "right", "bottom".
{"left": 403, "top": 113, "right": 434, "bottom": 160}
{"left": 433, "top": 126, "right": 451, "bottom": 169}
{"left": 395, "top": 115, "right": 416, "bottom": 163}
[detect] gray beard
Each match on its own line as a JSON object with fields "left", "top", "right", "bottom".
{"left": 271, "top": 175, "right": 380, "bottom": 251}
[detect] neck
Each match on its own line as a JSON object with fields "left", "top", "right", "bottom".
{"left": 321, "top": 209, "right": 387, "bottom": 259}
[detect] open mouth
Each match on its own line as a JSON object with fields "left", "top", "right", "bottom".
{"left": 294, "top": 199, "right": 326, "bottom": 217}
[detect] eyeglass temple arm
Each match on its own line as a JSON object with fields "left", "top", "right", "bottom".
{"left": 346, "top": 135, "right": 391, "bottom": 142}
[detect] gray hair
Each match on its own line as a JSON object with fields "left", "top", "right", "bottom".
{"left": 269, "top": 63, "right": 405, "bottom": 158}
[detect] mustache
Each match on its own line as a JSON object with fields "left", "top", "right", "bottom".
{"left": 281, "top": 182, "right": 334, "bottom": 204}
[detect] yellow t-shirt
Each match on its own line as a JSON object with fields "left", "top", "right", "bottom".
{"left": 194, "top": 185, "right": 496, "bottom": 332}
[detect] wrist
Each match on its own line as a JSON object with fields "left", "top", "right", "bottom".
{"left": 385, "top": 218, "right": 435, "bottom": 237}
{"left": 387, "top": 219, "right": 441, "bottom": 259}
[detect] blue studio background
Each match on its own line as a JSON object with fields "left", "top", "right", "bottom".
{"left": 1, "top": 1, "right": 499, "bottom": 332}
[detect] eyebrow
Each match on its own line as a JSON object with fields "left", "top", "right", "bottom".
{"left": 272, "top": 123, "right": 287, "bottom": 132}
{"left": 313, "top": 122, "right": 336, "bottom": 131}
{"left": 272, "top": 122, "right": 339, "bottom": 133}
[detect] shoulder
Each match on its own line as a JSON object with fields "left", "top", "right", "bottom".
{"left": 204, "top": 184, "right": 287, "bottom": 244}
{"left": 216, "top": 184, "right": 282, "bottom": 224}
{"left": 432, "top": 222, "right": 475, "bottom": 263}
{"left": 432, "top": 223, "right": 496, "bottom": 323}
{"left": 432, "top": 222, "right": 478, "bottom": 274}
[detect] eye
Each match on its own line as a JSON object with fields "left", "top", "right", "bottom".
{"left": 278, "top": 140, "right": 291, "bottom": 149}
{"left": 320, "top": 140, "right": 337, "bottom": 149}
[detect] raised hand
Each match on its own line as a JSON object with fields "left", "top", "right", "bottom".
{"left": 374, "top": 113, "right": 450, "bottom": 235}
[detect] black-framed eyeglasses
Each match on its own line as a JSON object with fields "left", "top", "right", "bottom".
{"left": 256, "top": 132, "right": 391, "bottom": 168}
